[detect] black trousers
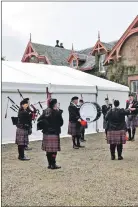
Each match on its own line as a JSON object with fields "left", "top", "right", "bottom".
{"left": 81, "top": 128, "right": 85, "bottom": 140}
{"left": 127, "top": 128, "right": 136, "bottom": 140}
{"left": 110, "top": 144, "right": 123, "bottom": 157}
{"left": 72, "top": 135, "right": 80, "bottom": 146}
{"left": 18, "top": 145, "right": 25, "bottom": 158}
{"left": 46, "top": 152, "right": 57, "bottom": 166}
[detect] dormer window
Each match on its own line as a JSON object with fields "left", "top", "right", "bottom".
{"left": 29, "top": 55, "right": 38, "bottom": 63}
{"left": 72, "top": 59, "right": 77, "bottom": 68}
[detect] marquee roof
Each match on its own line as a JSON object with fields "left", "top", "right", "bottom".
{"left": 2, "top": 61, "right": 129, "bottom": 92}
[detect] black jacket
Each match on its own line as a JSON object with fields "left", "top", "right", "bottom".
{"left": 102, "top": 104, "right": 112, "bottom": 119}
{"left": 68, "top": 102, "right": 80, "bottom": 123}
{"left": 17, "top": 108, "right": 32, "bottom": 129}
{"left": 126, "top": 100, "right": 138, "bottom": 115}
{"left": 105, "top": 108, "right": 130, "bottom": 131}
{"left": 38, "top": 108, "right": 63, "bottom": 135}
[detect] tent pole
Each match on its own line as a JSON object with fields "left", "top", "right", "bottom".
{"left": 95, "top": 86, "right": 99, "bottom": 133}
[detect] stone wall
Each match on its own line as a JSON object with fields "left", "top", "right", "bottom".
{"left": 106, "top": 33, "right": 138, "bottom": 85}
{"left": 120, "top": 33, "right": 138, "bottom": 67}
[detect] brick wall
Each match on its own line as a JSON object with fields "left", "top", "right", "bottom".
{"left": 128, "top": 75, "right": 138, "bottom": 86}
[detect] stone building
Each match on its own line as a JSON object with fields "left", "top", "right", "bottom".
{"left": 22, "top": 15, "right": 138, "bottom": 93}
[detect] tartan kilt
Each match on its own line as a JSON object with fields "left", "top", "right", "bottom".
{"left": 42, "top": 134, "right": 61, "bottom": 152}
{"left": 68, "top": 122, "right": 81, "bottom": 136}
{"left": 126, "top": 115, "right": 138, "bottom": 128}
{"left": 107, "top": 130, "right": 126, "bottom": 144}
{"left": 15, "top": 128, "right": 29, "bottom": 146}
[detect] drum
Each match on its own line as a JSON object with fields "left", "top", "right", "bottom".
{"left": 79, "top": 102, "right": 102, "bottom": 123}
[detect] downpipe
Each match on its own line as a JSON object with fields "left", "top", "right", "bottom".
{"left": 95, "top": 85, "right": 99, "bottom": 133}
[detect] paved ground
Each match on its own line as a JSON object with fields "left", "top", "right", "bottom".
{"left": 2, "top": 133, "right": 138, "bottom": 206}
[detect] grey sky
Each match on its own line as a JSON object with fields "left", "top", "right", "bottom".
{"left": 2, "top": 2, "right": 138, "bottom": 61}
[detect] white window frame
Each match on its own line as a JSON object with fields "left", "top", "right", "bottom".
{"left": 131, "top": 80, "right": 138, "bottom": 93}
{"left": 99, "top": 55, "right": 105, "bottom": 73}
{"left": 72, "top": 59, "right": 77, "bottom": 68}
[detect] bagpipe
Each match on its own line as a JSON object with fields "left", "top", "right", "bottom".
{"left": 5, "top": 89, "right": 42, "bottom": 125}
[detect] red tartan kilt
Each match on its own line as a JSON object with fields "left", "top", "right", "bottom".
{"left": 68, "top": 122, "right": 81, "bottom": 136}
{"left": 42, "top": 134, "right": 61, "bottom": 152}
{"left": 126, "top": 115, "right": 138, "bottom": 128}
{"left": 15, "top": 128, "right": 29, "bottom": 146}
{"left": 107, "top": 130, "right": 126, "bottom": 144}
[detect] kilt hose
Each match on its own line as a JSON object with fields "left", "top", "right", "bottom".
{"left": 107, "top": 130, "right": 126, "bottom": 145}
{"left": 68, "top": 122, "right": 81, "bottom": 136}
{"left": 42, "top": 134, "right": 61, "bottom": 152}
{"left": 126, "top": 115, "right": 138, "bottom": 129}
{"left": 15, "top": 128, "right": 29, "bottom": 146}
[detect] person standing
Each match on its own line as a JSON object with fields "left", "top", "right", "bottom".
{"left": 126, "top": 93, "right": 138, "bottom": 141}
{"left": 22, "top": 98, "right": 33, "bottom": 150}
{"left": 38, "top": 99, "right": 63, "bottom": 169}
{"left": 105, "top": 100, "right": 130, "bottom": 160}
{"left": 68, "top": 96, "right": 84, "bottom": 149}
{"left": 79, "top": 99, "right": 87, "bottom": 142}
{"left": 15, "top": 99, "right": 32, "bottom": 161}
{"left": 102, "top": 98, "right": 112, "bottom": 138}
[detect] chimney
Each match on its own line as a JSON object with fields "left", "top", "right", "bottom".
{"left": 60, "top": 43, "right": 64, "bottom": 48}
{"left": 55, "top": 40, "right": 60, "bottom": 47}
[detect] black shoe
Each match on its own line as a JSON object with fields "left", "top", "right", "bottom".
{"left": 51, "top": 165, "right": 61, "bottom": 169}
{"left": 18, "top": 156, "right": 30, "bottom": 161}
{"left": 47, "top": 165, "right": 51, "bottom": 169}
{"left": 25, "top": 147, "right": 32, "bottom": 151}
{"left": 73, "top": 145, "right": 79, "bottom": 149}
{"left": 77, "top": 145, "right": 85, "bottom": 148}
{"left": 80, "top": 139, "right": 86, "bottom": 142}
{"left": 118, "top": 156, "right": 123, "bottom": 160}
{"left": 111, "top": 155, "right": 115, "bottom": 160}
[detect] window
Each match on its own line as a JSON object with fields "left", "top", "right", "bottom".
{"left": 99, "top": 55, "right": 105, "bottom": 72}
{"left": 72, "top": 59, "right": 77, "bottom": 68}
{"left": 131, "top": 80, "right": 138, "bottom": 93}
{"left": 29, "top": 56, "right": 38, "bottom": 63}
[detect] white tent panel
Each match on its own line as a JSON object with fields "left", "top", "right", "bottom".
{"left": 2, "top": 61, "right": 129, "bottom": 144}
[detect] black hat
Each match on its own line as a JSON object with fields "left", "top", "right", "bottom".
{"left": 23, "top": 98, "right": 29, "bottom": 102}
{"left": 129, "top": 93, "right": 134, "bottom": 97}
{"left": 20, "top": 100, "right": 28, "bottom": 106}
{"left": 49, "top": 99, "right": 57, "bottom": 109}
{"left": 71, "top": 96, "right": 79, "bottom": 101}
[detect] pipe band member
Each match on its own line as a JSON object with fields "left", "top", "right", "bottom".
{"left": 15, "top": 99, "right": 32, "bottom": 161}
{"left": 105, "top": 100, "right": 130, "bottom": 160}
{"left": 20, "top": 98, "right": 33, "bottom": 151}
{"left": 102, "top": 98, "right": 112, "bottom": 138}
{"left": 38, "top": 99, "right": 63, "bottom": 170}
{"left": 68, "top": 96, "right": 84, "bottom": 149}
{"left": 126, "top": 93, "right": 138, "bottom": 141}
{"left": 79, "top": 99, "right": 87, "bottom": 142}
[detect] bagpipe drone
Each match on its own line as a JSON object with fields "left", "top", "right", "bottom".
{"left": 5, "top": 89, "right": 42, "bottom": 126}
